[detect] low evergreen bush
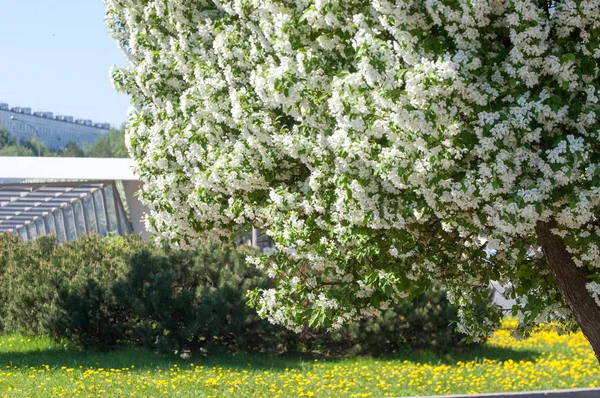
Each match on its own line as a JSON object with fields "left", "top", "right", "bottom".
{"left": 316, "top": 285, "right": 482, "bottom": 355}
{"left": 0, "top": 234, "right": 143, "bottom": 342}
{"left": 0, "top": 233, "right": 491, "bottom": 355}
{"left": 111, "top": 244, "right": 285, "bottom": 352}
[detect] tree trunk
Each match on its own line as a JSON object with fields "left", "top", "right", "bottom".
{"left": 535, "top": 220, "right": 600, "bottom": 361}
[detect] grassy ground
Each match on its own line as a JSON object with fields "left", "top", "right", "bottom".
{"left": 0, "top": 319, "right": 598, "bottom": 397}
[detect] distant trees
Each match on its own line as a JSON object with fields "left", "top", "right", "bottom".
{"left": 0, "top": 127, "right": 39, "bottom": 157}
{"left": 0, "top": 128, "right": 12, "bottom": 148}
{"left": 0, "top": 125, "right": 127, "bottom": 158}
{"left": 61, "top": 142, "right": 85, "bottom": 158}
{"left": 82, "top": 127, "right": 128, "bottom": 158}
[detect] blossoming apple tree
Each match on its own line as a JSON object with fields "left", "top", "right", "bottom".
{"left": 105, "top": 0, "right": 600, "bottom": 359}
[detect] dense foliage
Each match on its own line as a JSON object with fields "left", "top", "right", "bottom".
{"left": 82, "top": 128, "right": 129, "bottom": 158}
{"left": 0, "top": 127, "right": 54, "bottom": 157}
{"left": 0, "top": 233, "right": 480, "bottom": 354}
{"left": 105, "top": 0, "right": 600, "bottom": 346}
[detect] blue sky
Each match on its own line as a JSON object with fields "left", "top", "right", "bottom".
{"left": 0, "top": 0, "right": 130, "bottom": 128}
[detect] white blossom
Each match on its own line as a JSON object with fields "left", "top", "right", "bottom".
{"left": 106, "top": 0, "right": 600, "bottom": 335}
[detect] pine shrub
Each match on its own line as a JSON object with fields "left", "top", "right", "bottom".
{"left": 0, "top": 233, "right": 490, "bottom": 354}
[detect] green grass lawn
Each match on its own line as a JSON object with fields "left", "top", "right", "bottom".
{"left": 0, "top": 319, "right": 598, "bottom": 397}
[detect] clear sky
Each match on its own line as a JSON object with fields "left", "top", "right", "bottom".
{"left": 0, "top": 0, "right": 130, "bottom": 128}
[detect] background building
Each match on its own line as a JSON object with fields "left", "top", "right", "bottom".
{"left": 0, "top": 102, "right": 110, "bottom": 150}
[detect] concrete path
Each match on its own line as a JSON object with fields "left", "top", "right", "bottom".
{"left": 409, "top": 388, "right": 600, "bottom": 398}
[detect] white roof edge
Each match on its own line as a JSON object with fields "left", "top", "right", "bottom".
{"left": 0, "top": 157, "right": 138, "bottom": 181}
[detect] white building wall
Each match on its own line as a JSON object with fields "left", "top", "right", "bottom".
{"left": 123, "top": 180, "right": 152, "bottom": 240}
{"left": 0, "top": 157, "right": 136, "bottom": 180}
{"left": 0, "top": 107, "right": 110, "bottom": 150}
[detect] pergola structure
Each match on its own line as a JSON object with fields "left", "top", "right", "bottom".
{"left": 0, "top": 157, "right": 149, "bottom": 241}
{"left": 0, "top": 181, "right": 131, "bottom": 242}
{"left": 0, "top": 157, "right": 272, "bottom": 248}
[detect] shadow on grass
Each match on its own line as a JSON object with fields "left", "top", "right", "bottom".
{"left": 373, "top": 344, "right": 542, "bottom": 365}
{"left": 0, "top": 346, "right": 306, "bottom": 371}
{"left": 0, "top": 342, "right": 540, "bottom": 372}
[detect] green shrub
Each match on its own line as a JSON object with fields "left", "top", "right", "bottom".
{"left": 52, "top": 277, "right": 130, "bottom": 348}
{"left": 0, "top": 232, "right": 490, "bottom": 355}
{"left": 111, "top": 244, "right": 287, "bottom": 353}
{"left": 0, "top": 234, "right": 143, "bottom": 339}
{"left": 1, "top": 235, "right": 64, "bottom": 334}
{"left": 0, "top": 233, "right": 25, "bottom": 331}
{"left": 112, "top": 250, "right": 198, "bottom": 351}
{"left": 46, "top": 235, "right": 146, "bottom": 348}
{"left": 317, "top": 285, "right": 485, "bottom": 355}
{"left": 186, "top": 244, "right": 286, "bottom": 352}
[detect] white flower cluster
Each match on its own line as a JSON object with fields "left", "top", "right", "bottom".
{"left": 587, "top": 282, "right": 600, "bottom": 308}
{"left": 105, "top": 0, "right": 600, "bottom": 334}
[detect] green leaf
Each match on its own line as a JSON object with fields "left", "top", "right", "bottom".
{"left": 569, "top": 193, "right": 578, "bottom": 209}
{"left": 560, "top": 53, "right": 576, "bottom": 64}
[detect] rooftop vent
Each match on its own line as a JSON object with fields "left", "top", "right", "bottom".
{"left": 63, "top": 116, "right": 73, "bottom": 123}
{"left": 94, "top": 122, "right": 111, "bottom": 130}
{"left": 42, "top": 112, "right": 53, "bottom": 118}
